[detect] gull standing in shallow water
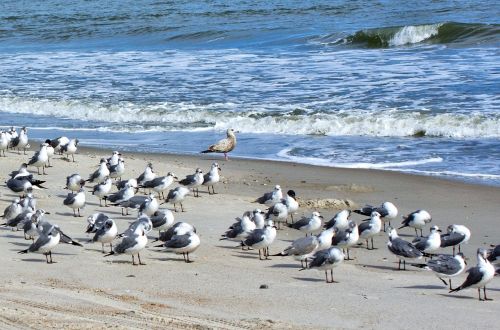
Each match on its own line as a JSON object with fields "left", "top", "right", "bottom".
{"left": 411, "top": 253, "right": 466, "bottom": 289}
{"left": 387, "top": 227, "right": 423, "bottom": 270}
{"left": 450, "top": 248, "right": 495, "bottom": 301}
{"left": 201, "top": 128, "right": 237, "bottom": 161}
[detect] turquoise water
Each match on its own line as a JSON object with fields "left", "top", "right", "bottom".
{"left": 0, "top": 1, "right": 499, "bottom": 185}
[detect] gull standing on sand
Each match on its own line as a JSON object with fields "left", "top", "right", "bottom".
{"left": 86, "top": 212, "right": 110, "bottom": 233}
{"left": 63, "top": 187, "right": 86, "bottom": 217}
{"left": 332, "top": 221, "right": 359, "bottom": 260}
{"left": 283, "top": 190, "right": 299, "bottom": 223}
{"left": 108, "top": 158, "right": 125, "bottom": 180}
{"left": 92, "top": 177, "right": 113, "bottom": 206}
{"left": 50, "top": 136, "right": 70, "bottom": 154}
{"left": 105, "top": 228, "right": 148, "bottom": 266}
{"left": 66, "top": 173, "right": 85, "bottom": 192}
{"left": 179, "top": 168, "right": 204, "bottom": 197}
{"left": 1, "top": 198, "right": 23, "bottom": 222}
{"left": 44, "top": 139, "right": 55, "bottom": 167}
{"left": 92, "top": 219, "right": 118, "bottom": 253}
{"left": 301, "top": 247, "right": 345, "bottom": 283}
{"left": 265, "top": 199, "right": 288, "bottom": 229}
{"left": 10, "top": 127, "right": 29, "bottom": 154}
{"left": 251, "top": 209, "right": 266, "bottom": 229}
{"left": 201, "top": 128, "right": 237, "bottom": 161}
{"left": 22, "top": 209, "right": 48, "bottom": 241}
{"left": 450, "top": 248, "right": 495, "bottom": 301}
{"left": 136, "top": 162, "right": 156, "bottom": 187}
{"left": 140, "top": 172, "right": 177, "bottom": 199}
{"left": 155, "top": 222, "right": 196, "bottom": 243}
{"left": 0, "top": 131, "right": 9, "bottom": 156}
{"left": 119, "top": 215, "right": 153, "bottom": 238}
{"left": 107, "top": 151, "right": 121, "bottom": 167}
{"left": 354, "top": 201, "right": 398, "bottom": 231}
{"left": 387, "top": 227, "right": 423, "bottom": 270}
{"left": 113, "top": 195, "right": 149, "bottom": 216}
{"left": 440, "top": 224, "right": 471, "bottom": 255}
{"left": 220, "top": 212, "right": 256, "bottom": 242}
{"left": 273, "top": 235, "right": 320, "bottom": 268}
{"left": 358, "top": 211, "right": 382, "bottom": 250}
{"left": 164, "top": 186, "right": 190, "bottom": 212}
{"left": 324, "top": 210, "right": 351, "bottom": 231}
{"left": 203, "top": 162, "right": 221, "bottom": 195}
{"left": 116, "top": 178, "right": 138, "bottom": 190}
{"left": 7, "top": 176, "right": 46, "bottom": 196}
{"left": 412, "top": 225, "right": 442, "bottom": 255}
{"left": 487, "top": 245, "right": 500, "bottom": 264}
{"left": 138, "top": 193, "right": 159, "bottom": 216}
{"left": 18, "top": 224, "right": 60, "bottom": 263}
{"left": 27, "top": 143, "right": 49, "bottom": 175}
{"left": 286, "top": 211, "right": 323, "bottom": 236}
{"left": 255, "top": 185, "right": 283, "bottom": 207}
{"left": 87, "top": 158, "right": 110, "bottom": 183}
{"left": 61, "top": 138, "right": 78, "bottom": 162}
{"left": 411, "top": 253, "right": 466, "bottom": 289}
{"left": 107, "top": 182, "right": 136, "bottom": 205}
{"left": 241, "top": 220, "right": 277, "bottom": 260}
{"left": 150, "top": 209, "right": 175, "bottom": 234}
{"left": 157, "top": 231, "right": 201, "bottom": 263}
{"left": 399, "top": 209, "right": 432, "bottom": 236}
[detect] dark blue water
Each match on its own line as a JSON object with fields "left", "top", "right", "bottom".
{"left": 0, "top": 1, "right": 499, "bottom": 185}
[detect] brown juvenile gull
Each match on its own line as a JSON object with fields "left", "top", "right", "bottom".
{"left": 201, "top": 128, "right": 237, "bottom": 160}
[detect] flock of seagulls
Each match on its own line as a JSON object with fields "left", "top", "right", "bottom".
{"left": 0, "top": 126, "right": 498, "bottom": 303}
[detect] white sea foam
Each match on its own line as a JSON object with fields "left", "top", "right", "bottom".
{"left": 389, "top": 24, "right": 443, "bottom": 46}
{"left": 1, "top": 96, "right": 500, "bottom": 138}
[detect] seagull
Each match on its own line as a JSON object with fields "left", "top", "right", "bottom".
{"left": 22, "top": 209, "right": 48, "bottom": 241}
{"left": 440, "top": 224, "right": 471, "bottom": 255}
{"left": 179, "top": 168, "right": 204, "bottom": 197}
{"left": 63, "top": 187, "right": 86, "bottom": 217}
{"left": 358, "top": 211, "right": 382, "bottom": 250}
{"left": 150, "top": 209, "right": 175, "bottom": 233}
{"left": 202, "top": 162, "right": 221, "bottom": 195}
{"left": 412, "top": 225, "right": 442, "bottom": 255}
{"left": 286, "top": 211, "right": 323, "bottom": 236}
{"left": 399, "top": 209, "right": 432, "bottom": 236}
{"left": 241, "top": 220, "right": 277, "bottom": 260}
{"left": 300, "top": 247, "right": 345, "bottom": 283}
{"left": 136, "top": 162, "right": 156, "bottom": 187}
{"left": 140, "top": 172, "right": 177, "bottom": 199}
{"left": 105, "top": 229, "right": 148, "bottom": 265}
{"left": 250, "top": 209, "right": 266, "bottom": 229}
{"left": 10, "top": 163, "right": 30, "bottom": 179}
{"left": 387, "top": 227, "right": 423, "bottom": 270}
{"left": 92, "top": 219, "right": 118, "bottom": 253}
{"left": 92, "top": 177, "right": 113, "bottom": 206}
{"left": 354, "top": 201, "right": 398, "bottom": 231}
{"left": 283, "top": 190, "right": 299, "bottom": 223}
{"left": 50, "top": 136, "right": 70, "bottom": 154}
{"left": 273, "top": 235, "right": 320, "bottom": 268}
{"left": 119, "top": 215, "right": 153, "bottom": 238}
{"left": 201, "top": 128, "right": 237, "bottom": 161}
{"left": 157, "top": 231, "right": 201, "bottom": 263}
{"left": 0, "top": 131, "right": 9, "bottom": 156}
{"left": 2, "top": 208, "right": 34, "bottom": 231}
{"left": 411, "top": 253, "right": 466, "bottom": 289}
{"left": 18, "top": 224, "right": 60, "bottom": 263}
{"left": 155, "top": 222, "right": 196, "bottom": 243}
{"left": 61, "top": 138, "right": 78, "bottom": 162}
{"left": 6, "top": 177, "right": 45, "bottom": 196}
{"left": 324, "top": 210, "right": 351, "bottom": 231}
{"left": 488, "top": 245, "right": 499, "bottom": 264}
{"left": 43, "top": 139, "right": 55, "bottom": 167}
{"left": 107, "top": 182, "right": 136, "bottom": 207}
{"left": 36, "top": 222, "right": 83, "bottom": 247}
{"left": 450, "top": 248, "right": 496, "bottom": 301}
{"left": 265, "top": 199, "right": 288, "bottom": 229}
{"left": 331, "top": 221, "right": 359, "bottom": 260}
{"left": 164, "top": 186, "right": 190, "bottom": 212}
{"left": 108, "top": 158, "right": 125, "bottom": 180}
{"left": 138, "top": 193, "right": 159, "bottom": 216}
{"left": 220, "top": 212, "right": 256, "bottom": 243}
{"left": 87, "top": 158, "right": 110, "bottom": 183}
{"left": 115, "top": 178, "right": 138, "bottom": 191}
{"left": 113, "top": 195, "right": 149, "bottom": 216}
{"left": 255, "top": 185, "right": 283, "bottom": 207}
{"left": 27, "top": 143, "right": 49, "bottom": 175}
{"left": 10, "top": 126, "right": 29, "bottom": 154}
{"left": 85, "top": 212, "right": 110, "bottom": 233}
{"left": 66, "top": 173, "right": 85, "bottom": 192}
{"left": 106, "top": 151, "right": 122, "bottom": 167}
{"left": 1, "top": 198, "right": 23, "bottom": 222}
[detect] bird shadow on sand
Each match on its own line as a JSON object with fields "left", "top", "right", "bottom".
{"left": 292, "top": 276, "right": 324, "bottom": 283}
{"left": 358, "top": 264, "right": 399, "bottom": 271}
{"left": 214, "top": 245, "right": 241, "bottom": 250}
{"left": 437, "top": 293, "right": 476, "bottom": 300}
{"left": 153, "top": 257, "right": 191, "bottom": 263}
{"left": 55, "top": 212, "right": 84, "bottom": 218}
{"left": 269, "top": 263, "right": 300, "bottom": 269}
{"left": 397, "top": 285, "right": 445, "bottom": 290}
{"left": 18, "top": 258, "right": 54, "bottom": 263}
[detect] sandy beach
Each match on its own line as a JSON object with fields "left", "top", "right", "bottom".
{"left": 0, "top": 145, "right": 499, "bottom": 329}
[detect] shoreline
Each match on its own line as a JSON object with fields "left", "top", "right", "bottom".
{"left": 0, "top": 143, "right": 499, "bottom": 329}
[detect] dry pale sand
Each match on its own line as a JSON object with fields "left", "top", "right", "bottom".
{"left": 0, "top": 145, "right": 499, "bottom": 329}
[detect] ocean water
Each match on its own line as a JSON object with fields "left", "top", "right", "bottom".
{"left": 0, "top": 1, "right": 499, "bottom": 185}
